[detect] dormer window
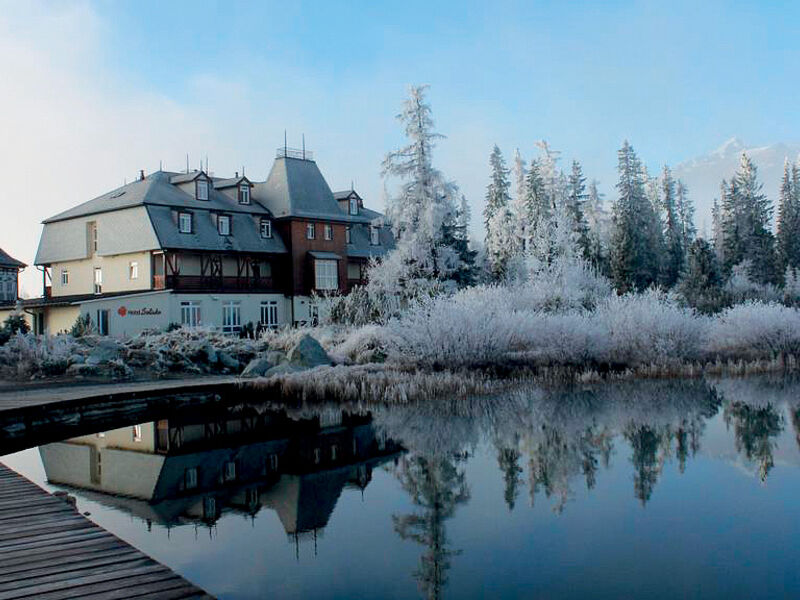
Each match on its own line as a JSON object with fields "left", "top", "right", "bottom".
{"left": 349, "top": 197, "right": 358, "bottom": 215}
{"left": 218, "top": 215, "right": 231, "bottom": 236}
{"left": 196, "top": 179, "right": 209, "bottom": 200}
{"left": 260, "top": 219, "right": 272, "bottom": 239}
{"left": 370, "top": 225, "right": 380, "bottom": 246}
{"left": 179, "top": 212, "right": 192, "bottom": 233}
{"left": 239, "top": 184, "right": 250, "bottom": 205}
{"left": 324, "top": 224, "right": 333, "bottom": 241}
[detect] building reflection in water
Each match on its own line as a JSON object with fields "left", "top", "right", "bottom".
{"left": 39, "top": 403, "right": 402, "bottom": 555}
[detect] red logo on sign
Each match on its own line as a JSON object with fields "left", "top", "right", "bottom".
{"left": 118, "top": 306, "right": 127, "bottom": 317}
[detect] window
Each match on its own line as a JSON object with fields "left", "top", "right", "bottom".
{"left": 96, "top": 309, "right": 108, "bottom": 335}
{"left": 218, "top": 215, "right": 231, "bottom": 236}
{"left": 180, "top": 301, "right": 201, "bottom": 327}
{"left": 348, "top": 262, "right": 363, "bottom": 280}
{"left": 260, "top": 219, "right": 272, "bottom": 239}
{"left": 129, "top": 261, "right": 138, "bottom": 280}
{"left": 370, "top": 225, "right": 380, "bottom": 246}
{"left": 238, "top": 184, "right": 250, "bottom": 204}
{"left": 260, "top": 301, "right": 278, "bottom": 328}
{"left": 184, "top": 467, "right": 198, "bottom": 490}
{"left": 306, "top": 222, "right": 316, "bottom": 239}
{"left": 91, "top": 223, "right": 98, "bottom": 252}
{"left": 203, "top": 497, "right": 216, "bottom": 520}
{"left": 324, "top": 224, "right": 333, "bottom": 240}
{"left": 196, "top": 179, "right": 209, "bottom": 200}
{"left": 345, "top": 226, "right": 351, "bottom": 244}
{"left": 331, "top": 444, "right": 337, "bottom": 461}
{"left": 224, "top": 461, "right": 237, "bottom": 482}
{"left": 349, "top": 196, "right": 358, "bottom": 215}
{"left": 268, "top": 454, "right": 279, "bottom": 470}
{"left": 93, "top": 268, "right": 102, "bottom": 294}
{"left": 132, "top": 425, "right": 142, "bottom": 442}
{"left": 222, "top": 301, "right": 241, "bottom": 334}
{"left": 314, "top": 448, "right": 321, "bottom": 464}
{"left": 179, "top": 212, "right": 192, "bottom": 233}
{"left": 314, "top": 259, "right": 338, "bottom": 291}
{"left": 61, "top": 269, "right": 69, "bottom": 286}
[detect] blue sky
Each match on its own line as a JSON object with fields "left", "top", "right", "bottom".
{"left": 1, "top": 0, "right": 799, "bottom": 293}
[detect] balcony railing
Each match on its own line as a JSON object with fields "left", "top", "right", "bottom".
{"left": 164, "top": 275, "right": 276, "bottom": 292}
{"left": 276, "top": 146, "right": 314, "bottom": 161}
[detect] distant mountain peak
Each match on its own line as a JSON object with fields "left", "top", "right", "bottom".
{"left": 712, "top": 137, "right": 746, "bottom": 157}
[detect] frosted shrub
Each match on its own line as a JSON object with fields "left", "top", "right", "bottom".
{"left": 512, "top": 258, "right": 612, "bottom": 313}
{"left": 784, "top": 267, "right": 800, "bottom": 307}
{"left": 0, "top": 333, "right": 77, "bottom": 378}
{"left": 330, "top": 325, "right": 390, "bottom": 363}
{"left": 724, "top": 262, "right": 781, "bottom": 305}
{"left": 594, "top": 290, "right": 708, "bottom": 366}
{"left": 707, "top": 302, "right": 800, "bottom": 359}
{"left": 384, "top": 285, "right": 520, "bottom": 367}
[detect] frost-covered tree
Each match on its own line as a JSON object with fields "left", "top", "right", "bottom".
{"left": 661, "top": 166, "right": 684, "bottom": 288}
{"left": 520, "top": 159, "right": 548, "bottom": 253}
{"left": 443, "top": 195, "right": 478, "bottom": 287}
{"left": 367, "top": 85, "right": 471, "bottom": 319}
{"left": 678, "top": 238, "right": 724, "bottom": 313}
{"left": 712, "top": 180, "right": 727, "bottom": 267}
{"left": 609, "top": 141, "right": 661, "bottom": 293}
{"left": 777, "top": 158, "right": 800, "bottom": 275}
{"left": 676, "top": 180, "right": 696, "bottom": 250}
{"left": 567, "top": 160, "right": 592, "bottom": 261}
{"left": 719, "top": 153, "right": 777, "bottom": 284}
{"left": 585, "top": 179, "right": 609, "bottom": 272}
{"left": 484, "top": 146, "right": 516, "bottom": 280}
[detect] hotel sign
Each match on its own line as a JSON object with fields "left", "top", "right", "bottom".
{"left": 117, "top": 306, "right": 162, "bottom": 317}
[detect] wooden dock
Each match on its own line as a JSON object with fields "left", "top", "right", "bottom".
{"left": 0, "top": 464, "right": 214, "bottom": 600}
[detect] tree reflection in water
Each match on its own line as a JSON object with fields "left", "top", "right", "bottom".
{"left": 724, "top": 401, "right": 784, "bottom": 482}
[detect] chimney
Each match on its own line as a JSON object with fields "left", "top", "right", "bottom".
{"left": 139, "top": 169, "right": 145, "bottom": 181}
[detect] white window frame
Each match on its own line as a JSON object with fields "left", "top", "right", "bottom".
{"left": 349, "top": 197, "right": 358, "bottom": 215}
{"left": 370, "top": 225, "right": 380, "bottom": 246}
{"left": 218, "top": 215, "right": 231, "bottom": 236}
{"left": 93, "top": 268, "right": 102, "bottom": 294}
{"left": 92, "top": 223, "right": 98, "bottom": 252}
{"left": 324, "top": 224, "right": 333, "bottom": 240}
{"left": 306, "top": 222, "right": 316, "bottom": 240}
{"left": 260, "top": 301, "right": 279, "bottom": 328}
{"left": 239, "top": 184, "right": 250, "bottom": 204}
{"left": 314, "top": 259, "right": 338, "bottom": 291}
{"left": 61, "top": 269, "right": 69, "bottom": 286}
{"left": 260, "top": 219, "right": 272, "bottom": 239}
{"left": 345, "top": 226, "right": 351, "bottom": 244}
{"left": 129, "top": 261, "right": 138, "bottom": 280}
{"left": 132, "top": 425, "right": 143, "bottom": 442}
{"left": 179, "top": 212, "right": 192, "bottom": 233}
{"left": 180, "top": 301, "right": 201, "bottom": 327}
{"left": 222, "top": 301, "right": 241, "bottom": 334}
{"left": 196, "top": 179, "right": 209, "bottom": 200}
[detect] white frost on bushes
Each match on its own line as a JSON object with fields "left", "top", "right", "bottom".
{"left": 708, "top": 301, "right": 800, "bottom": 359}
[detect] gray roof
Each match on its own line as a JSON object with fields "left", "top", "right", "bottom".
{"left": 346, "top": 223, "right": 394, "bottom": 259}
{"left": 43, "top": 171, "right": 275, "bottom": 224}
{"left": 213, "top": 176, "right": 251, "bottom": 190}
{"left": 0, "top": 248, "right": 25, "bottom": 268}
{"left": 308, "top": 251, "right": 342, "bottom": 260}
{"left": 147, "top": 206, "right": 287, "bottom": 254}
{"left": 255, "top": 157, "right": 372, "bottom": 223}
{"left": 333, "top": 190, "right": 358, "bottom": 201}
{"left": 169, "top": 171, "right": 205, "bottom": 184}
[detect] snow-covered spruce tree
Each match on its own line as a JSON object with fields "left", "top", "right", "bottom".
{"left": 512, "top": 149, "right": 528, "bottom": 253}
{"left": 661, "top": 166, "right": 685, "bottom": 288}
{"left": 721, "top": 153, "right": 777, "bottom": 284}
{"left": 442, "top": 194, "right": 478, "bottom": 287}
{"left": 609, "top": 141, "right": 661, "bottom": 293}
{"left": 567, "top": 160, "right": 592, "bottom": 261}
{"left": 585, "top": 179, "right": 609, "bottom": 273}
{"left": 712, "top": 180, "right": 727, "bottom": 267}
{"left": 484, "top": 145, "right": 516, "bottom": 280}
{"left": 520, "top": 158, "right": 548, "bottom": 254}
{"left": 678, "top": 238, "right": 724, "bottom": 313}
{"left": 676, "top": 180, "right": 696, "bottom": 251}
{"left": 777, "top": 158, "right": 800, "bottom": 276}
{"left": 366, "top": 85, "right": 470, "bottom": 320}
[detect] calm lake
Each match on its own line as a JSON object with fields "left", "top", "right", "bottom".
{"left": 3, "top": 376, "right": 800, "bottom": 599}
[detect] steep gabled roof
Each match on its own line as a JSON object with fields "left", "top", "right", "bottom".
{"left": 255, "top": 157, "right": 371, "bottom": 223}
{"left": 213, "top": 176, "right": 252, "bottom": 190}
{"left": 0, "top": 248, "right": 26, "bottom": 269}
{"left": 42, "top": 171, "right": 275, "bottom": 224}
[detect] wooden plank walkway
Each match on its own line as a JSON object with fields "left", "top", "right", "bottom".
{"left": 0, "top": 464, "right": 214, "bottom": 600}
{"left": 0, "top": 376, "right": 238, "bottom": 413}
